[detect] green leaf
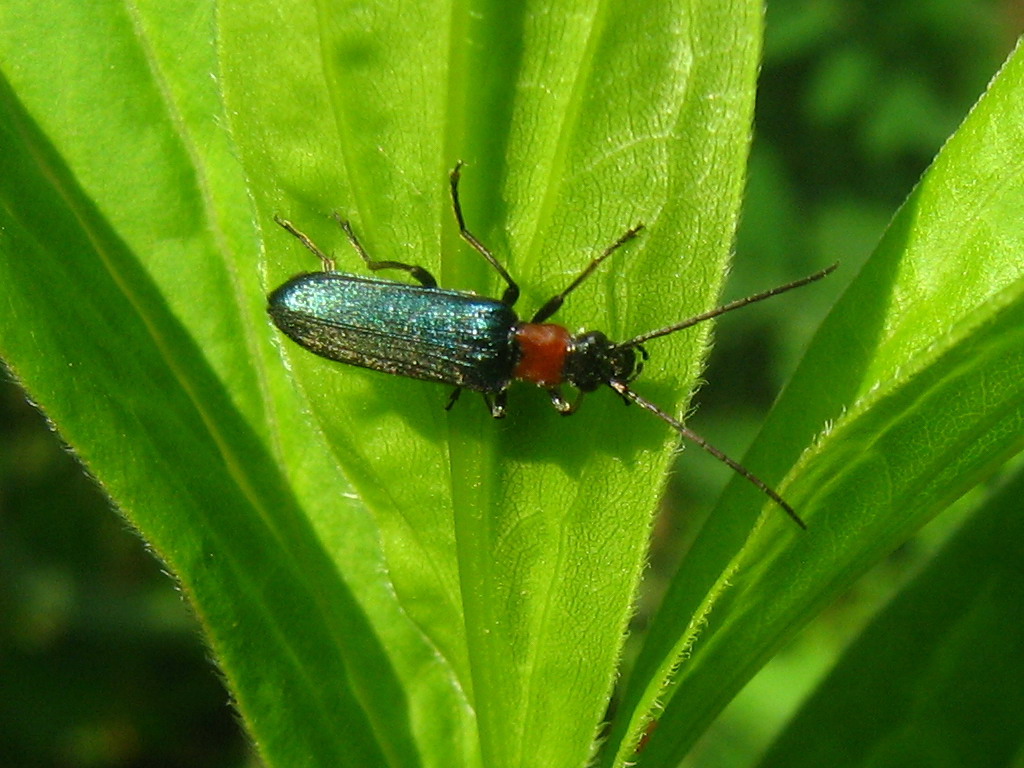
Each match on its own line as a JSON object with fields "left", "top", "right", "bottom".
{"left": 0, "top": 1, "right": 761, "bottom": 766}
{"left": 608, "top": 38, "right": 1024, "bottom": 766}
{"left": 758, "top": 463, "right": 1024, "bottom": 767}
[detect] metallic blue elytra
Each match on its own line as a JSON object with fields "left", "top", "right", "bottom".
{"left": 268, "top": 272, "right": 518, "bottom": 392}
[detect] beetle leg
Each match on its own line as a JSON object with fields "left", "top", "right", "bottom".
{"left": 274, "top": 216, "right": 336, "bottom": 271}
{"left": 332, "top": 214, "right": 439, "bottom": 288}
{"left": 450, "top": 163, "right": 521, "bottom": 307}
{"left": 547, "top": 388, "right": 583, "bottom": 415}
{"left": 530, "top": 225, "right": 644, "bottom": 324}
{"left": 488, "top": 390, "right": 508, "bottom": 419}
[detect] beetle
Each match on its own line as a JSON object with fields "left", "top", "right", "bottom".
{"left": 268, "top": 163, "right": 835, "bottom": 527}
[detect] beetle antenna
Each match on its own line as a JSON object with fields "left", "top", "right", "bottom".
{"left": 622, "top": 263, "right": 837, "bottom": 348}
{"left": 608, "top": 380, "right": 806, "bottom": 529}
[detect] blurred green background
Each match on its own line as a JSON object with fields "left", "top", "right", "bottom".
{"left": 1, "top": 2, "right": 1019, "bottom": 766}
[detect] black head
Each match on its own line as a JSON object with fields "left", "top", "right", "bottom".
{"left": 563, "top": 331, "right": 645, "bottom": 392}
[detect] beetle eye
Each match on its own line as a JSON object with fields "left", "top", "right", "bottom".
{"left": 608, "top": 346, "right": 637, "bottom": 382}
